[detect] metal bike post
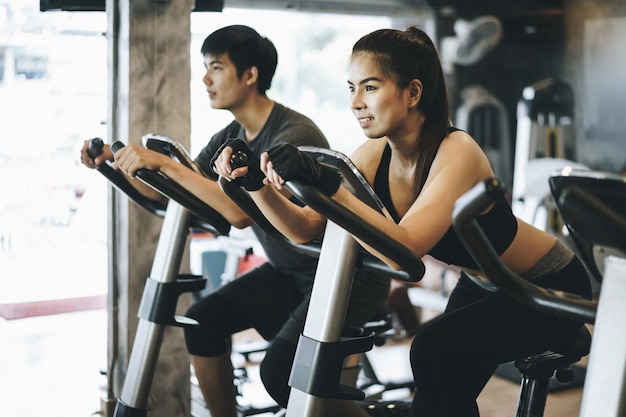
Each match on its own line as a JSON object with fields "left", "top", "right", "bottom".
{"left": 114, "top": 201, "right": 192, "bottom": 416}
{"left": 285, "top": 221, "right": 360, "bottom": 417}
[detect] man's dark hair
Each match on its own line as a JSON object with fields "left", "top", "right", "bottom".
{"left": 201, "top": 25, "right": 278, "bottom": 94}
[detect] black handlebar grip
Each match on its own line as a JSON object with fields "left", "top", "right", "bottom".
{"left": 88, "top": 137, "right": 105, "bottom": 159}
{"left": 230, "top": 151, "right": 248, "bottom": 170}
{"left": 111, "top": 141, "right": 126, "bottom": 154}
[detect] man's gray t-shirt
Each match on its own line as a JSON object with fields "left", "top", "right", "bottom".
{"left": 195, "top": 102, "right": 328, "bottom": 291}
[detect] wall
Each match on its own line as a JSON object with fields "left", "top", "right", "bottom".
{"left": 563, "top": 0, "right": 626, "bottom": 171}
{"left": 443, "top": 0, "right": 626, "bottom": 177}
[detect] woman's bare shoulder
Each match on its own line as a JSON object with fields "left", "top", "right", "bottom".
{"left": 349, "top": 139, "right": 388, "bottom": 183}
{"left": 428, "top": 129, "right": 494, "bottom": 188}
{"left": 440, "top": 129, "right": 489, "bottom": 162}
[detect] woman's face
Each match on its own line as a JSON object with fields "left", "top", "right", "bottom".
{"left": 347, "top": 53, "right": 412, "bottom": 140}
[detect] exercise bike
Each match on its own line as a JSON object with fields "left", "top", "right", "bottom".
{"left": 549, "top": 168, "right": 626, "bottom": 416}
{"left": 453, "top": 174, "right": 626, "bottom": 416}
{"left": 258, "top": 151, "right": 601, "bottom": 417}
{"left": 90, "top": 135, "right": 423, "bottom": 417}
{"left": 219, "top": 146, "right": 424, "bottom": 417}
{"left": 88, "top": 136, "right": 238, "bottom": 417}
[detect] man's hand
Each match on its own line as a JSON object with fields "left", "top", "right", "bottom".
{"left": 80, "top": 138, "right": 113, "bottom": 169}
{"left": 210, "top": 138, "right": 265, "bottom": 191}
{"left": 112, "top": 143, "right": 169, "bottom": 178}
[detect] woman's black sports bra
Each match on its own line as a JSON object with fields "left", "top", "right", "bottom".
{"left": 372, "top": 130, "right": 518, "bottom": 269}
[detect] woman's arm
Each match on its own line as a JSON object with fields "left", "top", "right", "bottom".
{"left": 260, "top": 132, "right": 492, "bottom": 270}
{"left": 335, "top": 133, "right": 493, "bottom": 269}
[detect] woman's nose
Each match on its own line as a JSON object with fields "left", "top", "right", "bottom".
{"left": 351, "top": 92, "right": 364, "bottom": 110}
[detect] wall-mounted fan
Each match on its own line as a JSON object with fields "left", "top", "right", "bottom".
{"left": 441, "top": 15, "right": 503, "bottom": 68}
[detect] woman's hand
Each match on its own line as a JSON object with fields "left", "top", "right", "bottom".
{"left": 260, "top": 151, "right": 286, "bottom": 189}
{"left": 264, "top": 143, "right": 342, "bottom": 195}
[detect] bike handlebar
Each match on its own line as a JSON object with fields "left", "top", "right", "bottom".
{"left": 89, "top": 138, "right": 230, "bottom": 236}
{"left": 558, "top": 185, "right": 626, "bottom": 253}
{"left": 221, "top": 147, "right": 424, "bottom": 282}
{"left": 452, "top": 177, "right": 596, "bottom": 323}
{"left": 285, "top": 180, "right": 424, "bottom": 282}
{"left": 219, "top": 177, "right": 322, "bottom": 258}
{"left": 88, "top": 138, "right": 168, "bottom": 217}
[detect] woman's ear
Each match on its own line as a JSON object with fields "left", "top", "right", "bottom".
{"left": 408, "top": 79, "right": 423, "bottom": 108}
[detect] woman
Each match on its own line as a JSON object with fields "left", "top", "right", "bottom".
{"left": 212, "top": 26, "right": 591, "bottom": 417}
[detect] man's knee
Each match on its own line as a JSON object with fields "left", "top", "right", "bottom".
{"left": 184, "top": 294, "right": 233, "bottom": 356}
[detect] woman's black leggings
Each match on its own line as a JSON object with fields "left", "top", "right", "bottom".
{"left": 409, "top": 257, "right": 592, "bottom": 417}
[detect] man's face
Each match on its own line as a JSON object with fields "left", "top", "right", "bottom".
{"left": 201, "top": 53, "right": 247, "bottom": 110}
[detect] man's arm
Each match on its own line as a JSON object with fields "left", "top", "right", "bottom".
{"left": 80, "top": 139, "right": 166, "bottom": 203}
{"left": 119, "top": 143, "right": 252, "bottom": 229}
{"left": 81, "top": 138, "right": 252, "bottom": 229}
{"left": 159, "top": 156, "right": 252, "bottom": 229}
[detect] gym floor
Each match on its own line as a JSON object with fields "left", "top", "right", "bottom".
{"left": 0, "top": 308, "right": 587, "bottom": 417}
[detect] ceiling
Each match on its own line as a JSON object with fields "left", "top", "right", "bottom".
{"left": 221, "top": 0, "right": 565, "bottom": 18}
{"left": 39, "top": 0, "right": 435, "bottom": 16}
{"left": 223, "top": 0, "right": 434, "bottom": 16}
{"left": 39, "top": 0, "right": 565, "bottom": 18}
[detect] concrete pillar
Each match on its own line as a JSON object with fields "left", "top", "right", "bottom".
{"left": 105, "top": 1, "right": 194, "bottom": 416}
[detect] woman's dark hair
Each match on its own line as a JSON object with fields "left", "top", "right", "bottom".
{"left": 201, "top": 25, "right": 278, "bottom": 94}
{"left": 352, "top": 26, "right": 451, "bottom": 200}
